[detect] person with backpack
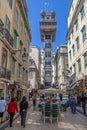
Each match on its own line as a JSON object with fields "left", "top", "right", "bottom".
{"left": 19, "top": 96, "right": 28, "bottom": 127}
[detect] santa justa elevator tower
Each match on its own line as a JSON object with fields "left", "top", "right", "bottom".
{"left": 40, "top": 11, "right": 56, "bottom": 88}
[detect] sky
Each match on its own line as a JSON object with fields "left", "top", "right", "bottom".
{"left": 26, "top": 0, "right": 71, "bottom": 52}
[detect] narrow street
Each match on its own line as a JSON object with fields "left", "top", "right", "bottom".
{"left": 5, "top": 104, "right": 87, "bottom": 130}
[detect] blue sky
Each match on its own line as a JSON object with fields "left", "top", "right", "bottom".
{"left": 26, "top": 0, "right": 71, "bottom": 52}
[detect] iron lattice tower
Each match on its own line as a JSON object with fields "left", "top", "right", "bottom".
{"left": 40, "top": 11, "right": 56, "bottom": 88}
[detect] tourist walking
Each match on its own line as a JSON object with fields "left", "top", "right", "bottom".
{"left": 69, "top": 94, "right": 76, "bottom": 114}
{"left": 19, "top": 96, "right": 28, "bottom": 127}
{"left": 7, "top": 97, "right": 18, "bottom": 127}
{"left": 32, "top": 93, "right": 37, "bottom": 110}
{"left": 0, "top": 97, "right": 6, "bottom": 123}
{"left": 81, "top": 93, "right": 87, "bottom": 115}
{"left": 59, "top": 93, "right": 63, "bottom": 101}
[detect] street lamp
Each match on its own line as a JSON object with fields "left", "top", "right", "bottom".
{"left": 12, "top": 49, "right": 28, "bottom": 61}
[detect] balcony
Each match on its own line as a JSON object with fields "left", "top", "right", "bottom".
{"left": 0, "top": 67, "right": 11, "bottom": 80}
{"left": 0, "top": 19, "right": 13, "bottom": 47}
{"left": 1, "top": 28, "right": 13, "bottom": 47}
{"left": 0, "top": 19, "right": 4, "bottom": 32}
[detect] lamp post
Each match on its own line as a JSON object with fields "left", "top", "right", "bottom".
{"left": 12, "top": 49, "right": 28, "bottom": 61}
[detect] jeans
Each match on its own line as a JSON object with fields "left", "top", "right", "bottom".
{"left": 82, "top": 103, "right": 86, "bottom": 114}
{"left": 21, "top": 111, "right": 27, "bottom": 126}
{"left": 70, "top": 103, "right": 76, "bottom": 114}
{"left": 9, "top": 112, "right": 15, "bottom": 127}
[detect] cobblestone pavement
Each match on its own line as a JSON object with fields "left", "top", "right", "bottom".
{"left": 4, "top": 106, "right": 87, "bottom": 130}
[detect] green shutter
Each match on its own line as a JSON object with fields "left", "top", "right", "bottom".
{"left": 78, "top": 61, "right": 81, "bottom": 72}
{"left": 11, "top": 57, "right": 16, "bottom": 75}
{"left": 13, "top": 29, "right": 19, "bottom": 47}
{"left": 84, "top": 55, "right": 87, "bottom": 65}
{"left": 18, "top": 63, "right": 21, "bottom": 78}
{"left": 13, "top": 31, "right": 17, "bottom": 47}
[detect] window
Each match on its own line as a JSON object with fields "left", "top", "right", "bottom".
{"left": 45, "top": 71, "right": 51, "bottom": 76}
{"left": 26, "top": 71, "right": 28, "bottom": 81}
{"left": 81, "top": 26, "right": 86, "bottom": 42}
{"left": 75, "top": 19, "right": 78, "bottom": 31}
{"left": 45, "top": 35, "right": 51, "bottom": 40}
{"left": 11, "top": 57, "right": 16, "bottom": 75}
{"left": 13, "top": 29, "right": 18, "bottom": 47}
{"left": 45, "top": 51, "right": 51, "bottom": 57}
{"left": 73, "top": 63, "right": 76, "bottom": 73}
{"left": 70, "top": 67, "right": 72, "bottom": 73}
{"left": 84, "top": 53, "right": 87, "bottom": 68}
{"left": 76, "top": 37, "right": 79, "bottom": 50}
{"left": 19, "top": 40, "right": 23, "bottom": 54}
{"left": 1, "top": 48, "right": 7, "bottom": 68}
{"left": 66, "top": 64, "right": 68, "bottom": 70}
{"left": 80, "top": 6, "right": 85, "bottom": 20}
{"left": 45, "top": 43, "right": 51, "bottom": 48}
{"left": 18, "top": 63, "right": 21, "bottom": 78}
{"left": 45, "top": 61, "right": 51, "bottom": 66}
{"left": 69, "top": 50, "right": 71, "bottom": 60}
{"left": 68, "top": 37, "right": 71, "bottom": 45}
{"left": 22, "top": 68, "right": 25, "bottom": 80}
{"left": 14, "top": 10, "right": 18, "bottom": 22}
{"left": 5, "top": 15, "right": 10, "bottom": 32}
{"left": 72, "top": 45, "right": 75, "bottom": 56}
{"left": 29, "top": 48, "right": 32, "bottom": 52}
{"left": 20, "top": 22, "right": 23, "bottom": 32}
{"left": 78, "top": 59, "right": 81, "bottom": 73}
{"left": 7, "top": 0, "right": 12, "bottom": 9}
{"left": 72, "top": 30, "right": 74, "bottom": 39}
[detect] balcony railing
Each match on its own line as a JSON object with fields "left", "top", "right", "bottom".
{"left": 0, "top": 19, "right": 13, "bottom": 47}
{"left": 40, "top": 22, "right": 56, "bottom": 26}
{"left": 0, "top": 19, "right": 4, "bottom": 32}
{"left": 0, "top": 67, "right": 11, "bottom": 80}
{"left": 1, "top": 28, "right": 13, "bottom": 47}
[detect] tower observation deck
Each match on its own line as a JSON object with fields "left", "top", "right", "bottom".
{"left": 40, "top": 11, "right": 57, "bottom": 88}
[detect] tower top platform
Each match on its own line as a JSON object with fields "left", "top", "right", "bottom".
{"left": 40, "top": 11, "right": 57, "bottom": 42}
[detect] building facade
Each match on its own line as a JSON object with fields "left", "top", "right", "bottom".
{"left": 28, "top": 46, "right": 41, "bottom": 91}
{"left": 54, "top": 45, "right": 68, "bottom": 93}
{"left": 40, "top": 11, "right": 56, "bottom": 88}
{"left": 0, "top": 0, "right": 31, "bottom": 102}
{"left": 41, "top": 49, "right": 45, "bottom": 86}
{"left": 67, "top": 0, "right": 87, "bottom": 94}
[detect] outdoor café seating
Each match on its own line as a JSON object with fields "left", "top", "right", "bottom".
{"left": 40, "top": 100, "right": 60, "bottom": 124}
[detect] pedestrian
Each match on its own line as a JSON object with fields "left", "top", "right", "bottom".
{"left": 81, "top": 93, "right": 87, "bottom": 115}
{"left": 19, "top": 96, "right": 28, "bottom": 127}
{"left": 0, "top": 97, "right": 6, "bottom": 123}
{"left": 59, "top": 93, "right": 63, "bottom": 101}
{"left": 32, "top": 93, "right": 37, "bottom": 110}
{"left": 7, "top": 97, "right": 18, "bottom": 127}
{"left": 69, "top": 94, "right": 76, "bottom": 114}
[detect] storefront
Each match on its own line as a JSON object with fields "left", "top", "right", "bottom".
{"left": 66, "top": 79, "right": 84, "bottom": 95}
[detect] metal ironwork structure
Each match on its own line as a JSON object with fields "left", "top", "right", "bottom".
{"left": 40, "top": 11, "right": 56, "bottom": 88}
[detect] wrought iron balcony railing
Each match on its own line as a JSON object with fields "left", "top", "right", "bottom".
{"left": 1, "top": 28, "right": 13, "bottom": 47}
{"left": 0, "top": 19, "right": 13, "bottom": 47}
{"left": 0, "top": 66, "right": 11, "bottom": 80}
{"left": 0, "top": 19, "right": 4, "bottom": 29}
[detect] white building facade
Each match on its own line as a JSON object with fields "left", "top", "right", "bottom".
{"left": 28, "top": 46, "right": 41, "bottom": 91}
{"left": 67, "top": 0, "right": 87, "bottom": 94}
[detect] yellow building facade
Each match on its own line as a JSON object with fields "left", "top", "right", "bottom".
{"left": 0, "top": 0, "right": 31, "bottom": 102}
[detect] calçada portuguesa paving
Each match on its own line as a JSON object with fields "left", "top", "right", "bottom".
{"left": 4, "top": 105, "right": 87, "bottom": 130}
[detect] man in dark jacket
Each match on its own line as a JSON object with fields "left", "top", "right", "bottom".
{"left": 81, "top": 93, "right": 87, "bottom": 115}
{"left": 20, "top": 96, "right": 28, "bottom": 127}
